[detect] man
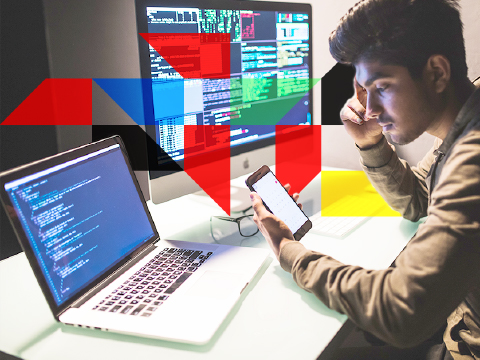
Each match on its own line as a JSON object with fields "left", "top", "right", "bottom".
{"left": 250, "top": 0, "right": 480, "bottom": 359}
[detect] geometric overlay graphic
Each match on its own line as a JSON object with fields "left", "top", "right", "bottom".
{"left": 91, "top": 125, "right": 182, "bottom": 173}
{"left": 321, "top": 63, "right": 355, "bottom": 125}
{"left": 321, "top": 171, "right": 401, "bottom": 217}
{"left": 184, "top": 125, "right": 231, "bottom": 215}
{"left": 230, "top": 78, "right": 319, "bottom": 126}
{"left": 1, "top": 79, "right": 92, "bottom": 125}
{"left": 139, "top": 33, "right": 231, "bottom": 79}
{"left": 93, "top": 79, "right": 155, "bottom": 126}
{"left": 93, "top": 78, "right": 186, "bottom": 126}
{"left": 276, "top": 124, "right": 321, "bottom": 195}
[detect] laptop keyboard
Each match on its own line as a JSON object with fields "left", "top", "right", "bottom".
{"left": 92, "top": 247, "right": 213, "bottom": 318}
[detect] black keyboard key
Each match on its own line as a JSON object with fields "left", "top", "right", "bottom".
{"left": 106, "top": 301, "right": 115, "bottom": 306}
{"left": 99, "top": 306, "right": 108, "bottom": 311}
{"left": 125, "top": 295, "right": 132, "bottom": 299}
{"left": 153, "top": 301, "right": 163, "bottom": 306}
{"left": 121, "top": 305, "right": 133, "bottom": 314}
{"left": 158, "top": 295, "right": 169, "bottom": 301}
{"left": 141, "top": 312, "right": 152, "bottom": 317}
{"left": 165, "top": 272, "right": 193, "bottom": 294}
{"left": 147, "top": 306, "right": 158, "bottom": 312}
{"left": 110, "top": 305, "right": 122, "bottom": 313}
{"left": 142, "top": 290, "right": 149, "bottom": 294}
{"left": 189, "top": 251, "right": 202, "bottom": 261}
{"left": 131, "top": 300, "right": 139, "bottom": 304}
{"left": 144, "top": 299, "right": 151, "bottom": 303}
{"left": 119, "top": 300, "right": 127, "bottom": 304}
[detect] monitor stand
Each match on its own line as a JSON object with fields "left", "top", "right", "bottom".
{"left": 190, "top": 184, "right": 253, "bottom": 214}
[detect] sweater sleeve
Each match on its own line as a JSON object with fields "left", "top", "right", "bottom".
{"left": 279, "top": 131, "right": 480, "bottom": 348}
{"left": 357, "top": 136, "right": 441, "bottom": 222}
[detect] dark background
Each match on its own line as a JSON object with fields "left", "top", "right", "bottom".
{"left": 1, "top": 0, "right": 57, "bottom": 260}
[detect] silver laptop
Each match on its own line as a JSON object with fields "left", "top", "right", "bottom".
{"left": 0, "top": 136, "right": 268, "bottom": 344}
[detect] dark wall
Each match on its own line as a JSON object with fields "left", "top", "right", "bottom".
{"left": 1, "top": 0, "right": 56, "bottom": 260}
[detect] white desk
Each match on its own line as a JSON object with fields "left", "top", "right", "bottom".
{"left": 0, "top": 172, "right": 421, "bottom": 360}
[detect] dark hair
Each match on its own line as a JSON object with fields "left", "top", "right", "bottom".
{"left": 329, "top": 0, "right": 468, "bottom": 82}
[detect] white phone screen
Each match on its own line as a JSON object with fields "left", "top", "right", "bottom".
{"left": 252, "top": 172, "right": 308, "bottom": 234}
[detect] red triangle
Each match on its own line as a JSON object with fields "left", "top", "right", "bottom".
{"left": 139, "top": 33, "right": 230, "bottom": 79}
{"left": 184, "top": 125, "right": 231, "bottom": 215}
{"left": 2, "top": 79, "right": 92, "bottom": 125}
{"left": 275, "top": 125, "right": 322, "bottom": 194}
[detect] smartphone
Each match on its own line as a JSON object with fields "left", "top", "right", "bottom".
{"left": 246, "top": 165, "right": 312, "bottom": 241}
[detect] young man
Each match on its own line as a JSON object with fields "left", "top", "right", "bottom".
{"left": 250, "top": 0, "right": 480, "bottom": 359}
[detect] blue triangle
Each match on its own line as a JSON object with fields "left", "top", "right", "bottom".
{"left": 93, "top": 79, "right": 186, "bottom": 126}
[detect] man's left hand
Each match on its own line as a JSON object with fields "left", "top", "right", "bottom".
{"left": 250, "top": 192, "right": 295, "bottom": 260}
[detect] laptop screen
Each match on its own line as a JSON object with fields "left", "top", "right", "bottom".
{"left": 4, "top": 144, "right": 156, "bottom": 306}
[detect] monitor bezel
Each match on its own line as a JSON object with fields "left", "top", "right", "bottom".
{"left": 135, "top": 0, "right": 314, "bottom": 181}
{"left": 0, "top": 136, "right": 160, "bottom": 318}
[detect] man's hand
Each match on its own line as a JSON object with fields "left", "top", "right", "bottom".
{"left": 341, "top": 78, "right": 384, "bottom": 149}
{"left": 284, "top": 183, "right": 302, "bottom": 210}
{"left": 250, "top": 192, "right": 295, "bottom": 260}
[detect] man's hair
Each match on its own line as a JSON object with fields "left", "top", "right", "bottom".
{"left": 329, "top": 0, "right": 468, "bottom": 82}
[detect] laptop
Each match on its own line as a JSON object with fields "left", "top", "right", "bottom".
{"left": 0, "top": 136, "right": 268, "bottom": 344}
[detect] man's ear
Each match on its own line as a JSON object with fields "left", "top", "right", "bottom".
{"left": 424, "top": 54, "right": 451, "bottom": 93}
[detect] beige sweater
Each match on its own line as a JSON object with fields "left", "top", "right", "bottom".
{"left": 279, "top": 87, "right": 480, "bottom": 359}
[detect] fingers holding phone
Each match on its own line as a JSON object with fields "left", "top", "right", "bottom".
{"left": 284, "top": 183, "right": 302, "bottom": 210}
{"left": 250, "top": 192, "right": 294, "bottom": 259}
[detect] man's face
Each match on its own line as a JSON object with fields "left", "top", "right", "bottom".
{"left": 354, "top": 61, "right": 439, "bottom": 145}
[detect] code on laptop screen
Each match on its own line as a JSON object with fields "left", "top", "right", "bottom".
{"left": 4, "top": 145, "right": 155, "bottom": 305}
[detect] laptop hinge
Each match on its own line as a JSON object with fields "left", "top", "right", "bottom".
{"left": 61, "top": 242, "right": 158, "bottom": 314}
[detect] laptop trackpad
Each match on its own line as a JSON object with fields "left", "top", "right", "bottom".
{"left": 186, "top": 271, "right": 246, "bottom": 299}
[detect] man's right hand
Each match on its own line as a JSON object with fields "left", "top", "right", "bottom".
{"left": 340, "top": 78, "right": 384, "bottom": 149}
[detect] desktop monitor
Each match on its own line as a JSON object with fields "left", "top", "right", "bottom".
{"left": 135, "top": 0, "right": 313, "bottom": 210}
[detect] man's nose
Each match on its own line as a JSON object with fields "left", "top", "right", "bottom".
{"left": 365, "top": 95, "right": 382, "bottom": 119}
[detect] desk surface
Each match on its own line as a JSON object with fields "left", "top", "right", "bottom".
{"left": 0, "top": 173, "right": 421, "bottom": 360}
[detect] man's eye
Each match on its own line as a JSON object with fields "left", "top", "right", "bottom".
{"left": 376, "top": 85, "right": 389, "bottom": 93}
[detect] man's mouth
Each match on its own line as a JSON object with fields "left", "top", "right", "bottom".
{"left": 377, "top": 120, "right": 393, "bottom": 132}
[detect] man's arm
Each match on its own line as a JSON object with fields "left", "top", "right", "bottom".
{"left": 358, "top": 136, "right": 441, "bottom": 221}
{"left": 341, "top": 78, "right": 439, "bottom": 221}
{"left": 256, "top": 131, "right": 480, "bottom": 348}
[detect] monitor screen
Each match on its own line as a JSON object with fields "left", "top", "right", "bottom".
{"left": 3, "top": 144, "right": 156, "bottom": 306}
{"left": 136, "top": 0, "right": 313, "bottom": 175}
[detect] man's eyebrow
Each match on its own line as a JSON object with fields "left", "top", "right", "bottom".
{"left": 363, "top": 72, "right": 394, "bottom": 87}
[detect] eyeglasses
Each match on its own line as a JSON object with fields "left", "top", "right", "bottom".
{"left": 210, "top": 206, "right": 259, "bottom": 243}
